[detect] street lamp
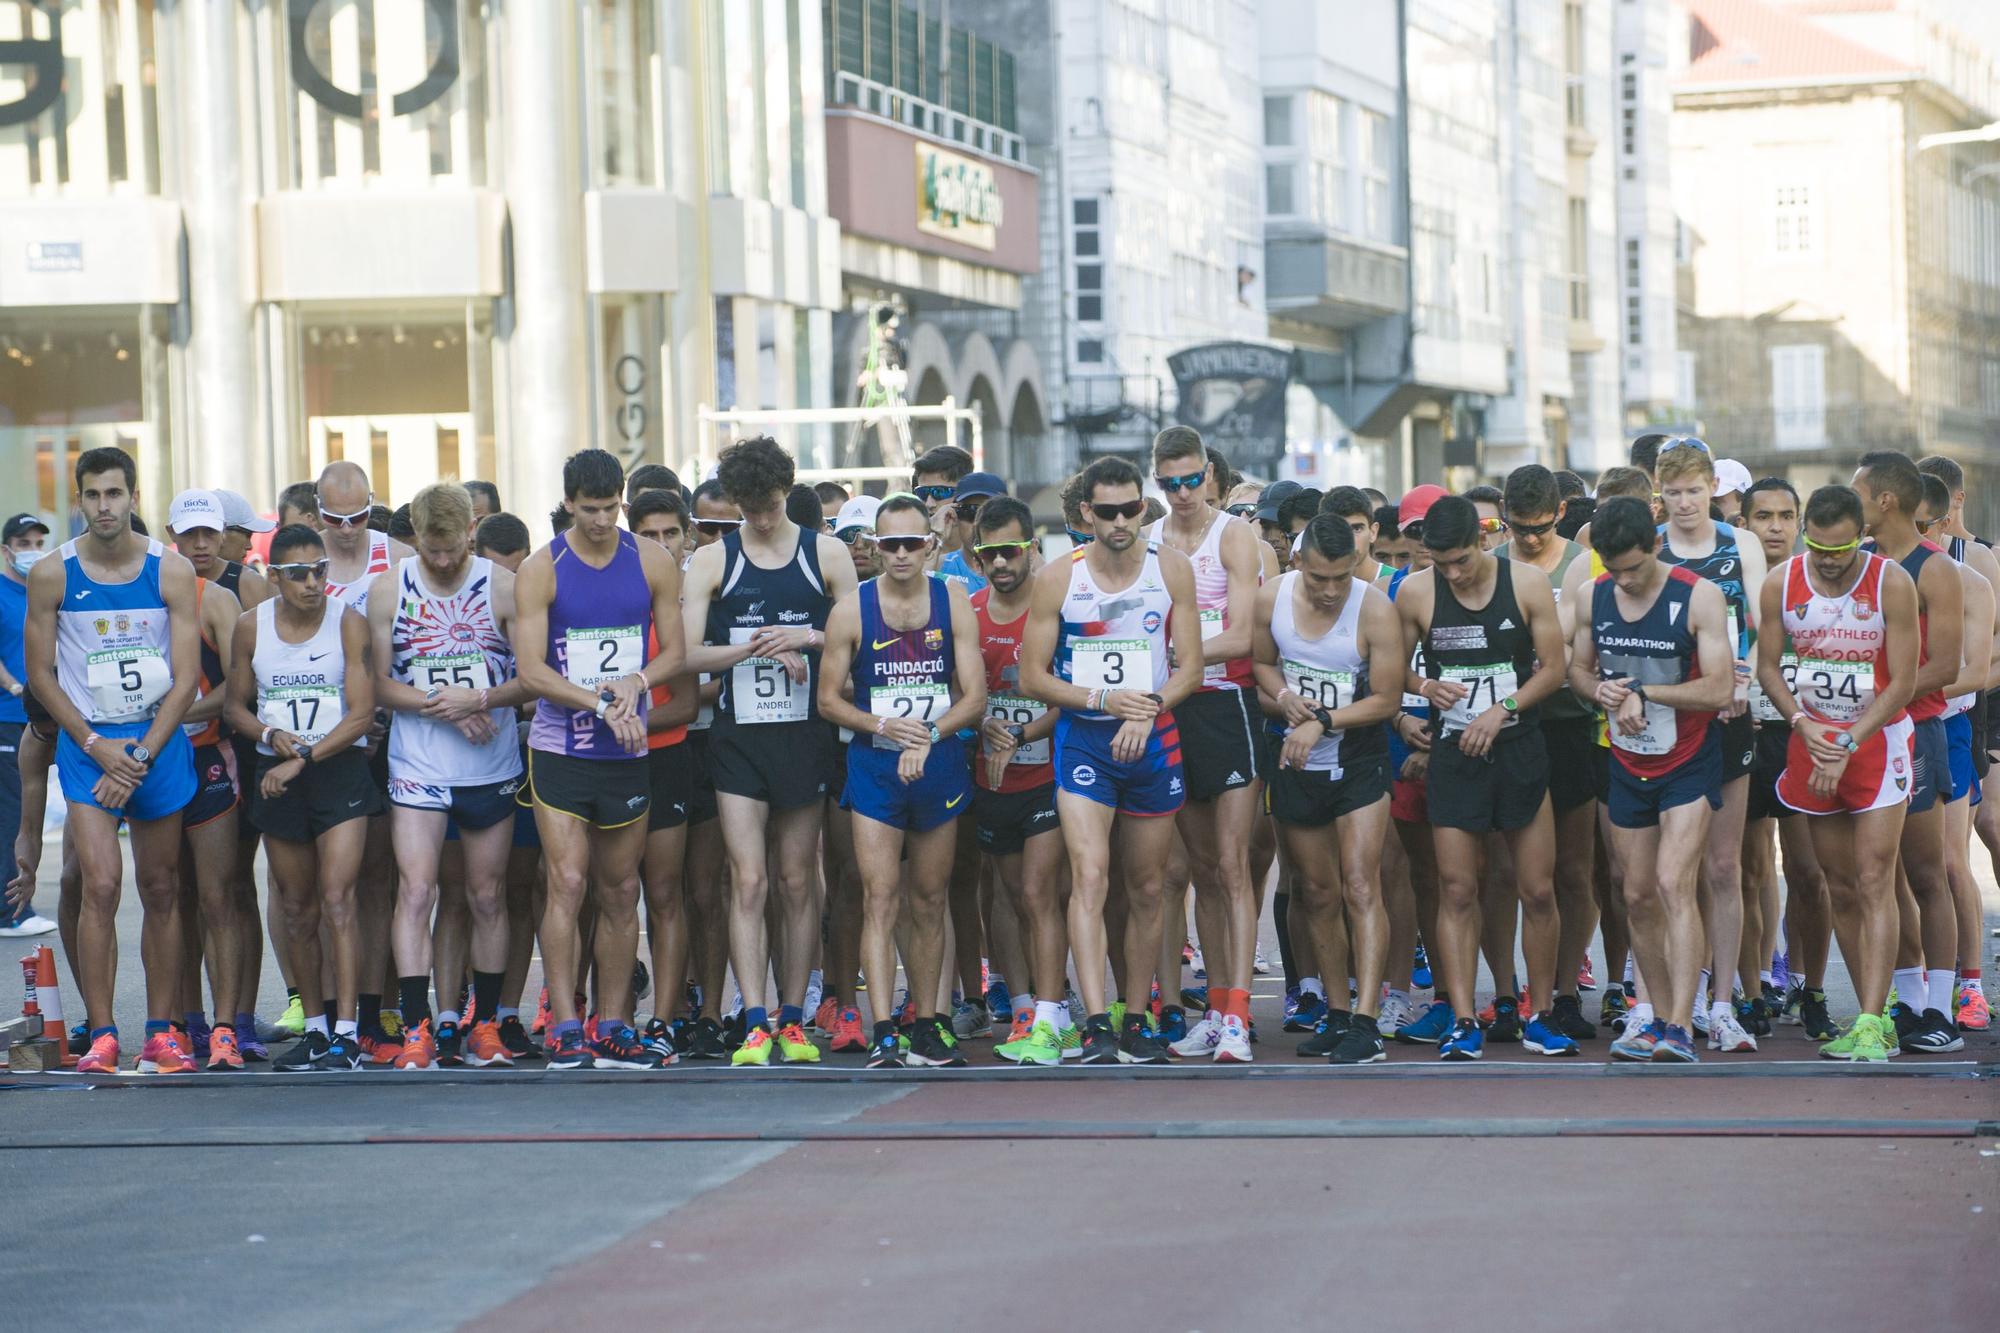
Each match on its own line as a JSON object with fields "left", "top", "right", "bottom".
{"left": 1915, "top": 120, "right": 2000, "bottom": 153}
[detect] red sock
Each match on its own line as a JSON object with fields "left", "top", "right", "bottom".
{"left": 1230, "top": 988, "right": 1252, "bottom": 1022}
{"left": 1963, "top": 967, "right": 1982, "bottom": 981}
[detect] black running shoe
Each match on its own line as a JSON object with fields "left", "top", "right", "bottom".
{"left": 593, "top": 1023, "right": 666, "bottom": 1069}
{"left": 640, "top": 1018, "right": 678, "bottom": 1063}
{"left": 1295, "top": 1009, "right": 1353, "bottom": 1058}
{"left": 1745, "top": 996, "right": 1773, "bottom": 1038}
{"left": 1486, "top": 996, "right": 1524, "bottom": 1043}
{"left": 1550, "top": 993, "right": 1597, "bottom": 1041}
{"left": 435, "top": 1020, "right": 464, "bottom": 1066}
{"left": 68, "top": 1022, "right": 89, "bottom": 1057}
{"left": 632, "top": 960, "right": 651, "bottom": 1006}
{"left": 1799, "top": 989, "right": 1838, "bottom": 1040}
{"left": 1080, "top": 1017, "right": 1119, "bottom": 1065}
{"left": 1328, "top": 1015, "right": 1387, "bottom": 1065}
{"left": 498, "top": 1015, "right": 539, "bottom": 1061}
{"left": 275, "top": 1031, "right": 330, "bottom": 1072}
{"left": 1900, "top": 1008, "right": 1964, "bottom": 1054}
{"left": 865, "top": 1030, "right": 905, "bottom": 1068}
{"left": 1889, "top": 1001, "right": 1923, "bottom": 1045}
{"left": 908, "top": 1017, "right": 968, "bottom": 1067}
{"left": 721, "top": 1012, "right": 745, "bottom": 1051}
{"left": 315, "top": 1032, "right": 363, "bottom": 1071}
{"left": 1118, "top": 1016, "right": 1170, "bottom": 1065}
{"left": 686, "top": 1016, "right": 726, "bottom": 1060}
{"left": 547, "top": 1029, "right": 594, "bottom": 1069}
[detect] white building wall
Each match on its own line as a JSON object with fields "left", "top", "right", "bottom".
{"left": 1617, "top": 0, "right": 1681, "bottom": 416}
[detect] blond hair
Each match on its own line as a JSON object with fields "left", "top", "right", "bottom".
{"left": 1654, "top": 445, "right": 1715, "bottom": 487}
{"left": 1594, "top": 466, "right": 1653, "bottom": 502}
{"left": 409, "top": 480, "right": 475, "bottom": 541}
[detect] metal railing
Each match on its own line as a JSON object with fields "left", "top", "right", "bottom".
{"left": 829, "top": 70, "right": 1024, "bottom": 164}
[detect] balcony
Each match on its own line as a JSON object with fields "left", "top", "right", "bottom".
{"left": 829, "top": 70, "right": 1023, "bottom": 166}
{"left": 1263, "top": 231, "right": 1408, "bottom": 330}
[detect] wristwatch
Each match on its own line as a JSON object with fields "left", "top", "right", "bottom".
{"left": 1628, "top": 684, "right": 1647, "bottom": 706}
{"left": 595, "top": 688, "right": 616, "bottom": 719}
{"left": 127, "top": 742, "right": 152, "bottom": 767}
{"left": 926, "top": 722, "right": 942, "bottom": 745}
{"left": 1311, "top": 706, "right": 1333, "bottom": 731}
{"left": 1501, "top": 696, "right": 1520, "bottom": 714}
{"left": 425, "top": 685, "right": 443, "bottom": 704}
{"left": 296, "top": 743, "right": 315, "bottom": 765}
{"left": 1005, "top": 723, "right": 1026, "bottom": 745}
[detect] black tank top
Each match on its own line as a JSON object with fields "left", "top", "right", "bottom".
{"left": 1424, "top": 557, "right": 1539, "bottom": 741}
{"left": 706, "top": 527, "right": 831, "bottom": 718}
{"left": 217, "top": 560, "right": 245, "bottom": 599}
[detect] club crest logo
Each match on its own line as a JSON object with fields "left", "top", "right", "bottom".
{"left": 1070, "top": 764, "right": 1097, "bottom": 788}
{"left": 1142, "top": 611, "right": 1163, "bottom": 633}
{"left": 924, "top": 628, "right": 944, "bottom": 650}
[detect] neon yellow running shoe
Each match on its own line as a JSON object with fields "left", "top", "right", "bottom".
{"left": 1058, "top": 1024, "right": 1084, "bottom": 1060}
{"left": 996, "top": 1019, "right": 1062, "bottom": 1066}
{"left": 271, "top": 995, "right": 305, "bottom": 1040}
{"left": 774, "top": 1022, "right": 821, "bottom": 1063}
{"left": 1108, "top": 1000, "right": 1127, "bottom": 1032}
{"left": 1818, "top": 1017, "right": 1858, "bottom": 1060}
{"left": 732, "top": 1026, "right": 775, "bottom": 1067}
{"left": 1848, "top": 1012, "right": 1893, "bottom": 1063}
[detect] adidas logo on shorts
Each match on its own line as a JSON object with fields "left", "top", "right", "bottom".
{"left": 1226, "top": 771, "right": 1244, "bottom": 784}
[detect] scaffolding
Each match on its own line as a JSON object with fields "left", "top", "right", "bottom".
{"left": 694, "top": 400, "right": 985, "bottom": 491}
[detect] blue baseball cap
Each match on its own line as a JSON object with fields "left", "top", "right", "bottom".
{"left": 954, "top": 472, "right": 1006, "bottom": 501}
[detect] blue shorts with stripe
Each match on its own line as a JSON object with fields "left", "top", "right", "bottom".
{"left": 1052, "top": 712, "right": 1184, "bottom": 817}
{"left": 55, "top": 721, "right": 197, "bottom": 824}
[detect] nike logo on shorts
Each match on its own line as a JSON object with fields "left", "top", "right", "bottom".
{"left": 945, "top": 793, "right": 965, "bottom": 810}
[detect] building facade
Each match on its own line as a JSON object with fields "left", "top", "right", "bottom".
{"left": 0, "top": 0, "right": 842, "bottom": 535}
{"left": 1672, "top": 0, "right": 2000, "bottom": 523}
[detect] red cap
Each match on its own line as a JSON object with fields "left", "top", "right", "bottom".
{"left": 1398, "top": 484, "right": 1449, "bottom": 529}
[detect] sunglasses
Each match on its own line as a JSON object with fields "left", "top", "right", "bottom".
{"left": 1804, "top": 535, "right": 1861, "bottom": 553}
{"left": 834, "top": 527, "right": 873, "bottom": 546}
{"left": 1088, "top": 500, "right": 1147, "bottom": 521}
{"left": 1659, "top": 436, "right": 1711, "bottom": 455}
{"left": 953, "top": 498, "right": 988, "bottom": 521}
{"left": 1915, "top": 516, "right": 1946, "bottom": 535}
{"left": 875, "top": 535, "right": 929, "bottom": 554}
{"left": 271, "top": 558, "right": 330, "bottom": 582}
{"left": 973, "top": 540, "right": 1034, "bottom": 560}
{"left": 914, "top": 485, "right": 957, "bottom": 503}
{"left": 1154, "top": 469, "right": 1206, "bottom": 495}
{"left": 1066, "top": 527, "right": 1096, "bottom": 546}
{"left": 1504, "top": 516, "right": 1556, "bottom": 537}
{"left": 1476, "top": 517, "right": 1508, "bottom": 535}
{"left": 694, "top": 519, "right": 742, "bottom": 535}
{"left": 318, "top": 502, "right": 372, "bottom": 529}
{"left": 1225, "top": 503, "right": 1258, "bottom": 518}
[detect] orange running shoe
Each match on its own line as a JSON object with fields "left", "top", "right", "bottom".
{"left": 77, "top": 1032, "right": 120, "bottom": 1073}
{"left": 139, "top": 1031, "right": 195, "bottom": 1074}
{"left": 1957, "top": 986, "right": 1990, "bottom": 1031}
{"left": 829, "top": 1006, "right": 867, "bottom": 1052}
{"left": 464, "top": 1019, "right": 513, "bottom": 1067}
{"left": 811, "top": 996, "right": 840, "bottom": 1036}
{"left": 207, "top": 1026, "right": 244, "bottom": 1071}
{"left": 393, "top": 1019, "right": 438, "bottom": 1070}
{"left": 1001, "top": 1010, "right": 1033, "bottom": 1045}
{"left": 532, "top": 986, "right": 551, "bottom": 1036}
{"left": 359, "top": 1030, "right": 404, "bottom": 1065}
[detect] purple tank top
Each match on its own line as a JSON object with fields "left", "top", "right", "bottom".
{"left": 530, "top": 530, "right": 654, "bottom": 759}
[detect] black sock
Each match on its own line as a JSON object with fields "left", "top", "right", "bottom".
{"left": 873, "top": 1018, "right": 897, "bottom": 1041}
{"left": 398, "top": 976, "right": 431, "bottom": 1025}
{"left": 1274, "top": 890, "right": 1298, "bottom": 988}
{"left": 322, "top": 1000, "right": 336, "bottom": 1026}
{"left": 472, "top": 971, "right": 503, "bottom": 1025}
{"left": 286, "top": 986, "right": 301, "bottom": 1002}
{"left": 358, "top": 993, "right": 382, "bottom": 1034}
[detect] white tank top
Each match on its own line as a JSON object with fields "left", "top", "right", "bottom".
{"left": 1055, "top": 545, "right": 1173, "bottom": 721}
{"left": 252, "top": 599, "right": 348, "bottom": 752}
{"left": 325, "top": 530, "right": 391, "bottom": 614}
{"left": 1270, "top": 570, "right": 1371, "bottom": 774}
{"left": 53, "top": 538, "right": 176, "bottom": 725}
{"left": 1779, "top": 552, "right": 1901, "bottom": 727}
{"left": 386, "top": 556, "right": 522, "bottom": 787}
{"left": 1143, "top": 510, "right": 1254, "bottom": 691}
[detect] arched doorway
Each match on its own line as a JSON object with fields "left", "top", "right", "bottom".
{"left": 965, "top": 375, "right": 1003, "bottom": 478}
{"left": 1008, "top": 380, "right": 1046, "bottom": 485}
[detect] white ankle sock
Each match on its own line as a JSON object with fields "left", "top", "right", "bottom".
{"left": 1893, "top": 967, "right": 1925, "bottom": 1006}
{"left": 1928, "top": 969, "right": 1955, "bottom": 1016}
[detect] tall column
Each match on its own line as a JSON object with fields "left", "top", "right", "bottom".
{"left": 500, "top": 0, "right": 590, "bottom": 528}
{"left": 177, "top": 0, "right": 265, "bottom": 503}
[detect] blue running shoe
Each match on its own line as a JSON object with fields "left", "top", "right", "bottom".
{"left": 1412, "top": 944, "right": 1433, "bottom": 991}
{"left": 1157, "top": 1005, "right": 1189, "bottom": 1043}
{"left": 1439, "top": 1019, "right": 1484, "bottom": 1061}
{"left": 1281, "top": 985, "right": 1302, "bottom": 1025}
{"left": 1651, "top": 1024, "right": 1698, "bottom": 1063}
{"left": 984, "top": 979, "right": 1011, "bottom": 1022}
{"left": 1522, "top": 1015, "right": 1579, "bottom": 1057}
{"left": 1180, "top": 984, "right": 1209, "bottom": 1011}
{"left": 1609, "top": 1018, "right": 1663, "bottom": 1061}
{"left": 1396, "top": 999, "right": 1455, "bottom": 1044}
{"left": 1285, "top": 990, "right": 1328, "bottom": 1033}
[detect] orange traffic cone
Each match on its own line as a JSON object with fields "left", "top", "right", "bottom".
{"left": 34, "top": 947, "right": 74, "bottom": 1067}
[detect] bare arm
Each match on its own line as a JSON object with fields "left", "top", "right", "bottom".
{"left": 1509, "top": 567, "right": 1569, "bottom": 712}
{"left": 677, "top": 542, "right": 764, "bottom": 676}
{"left": 813, "top": 595, "right": 872, "bottom": 736}
{"left": 1249, "top": 578, "right": 1286, "bottom": 717}
{"left": 1913, "top": 553, "right": 1963, "bottom": 699}
{"left": 311, "top": 608, "right": 378, "bottom": 760}
{"left": 1156, "top": 547, "right": 1206, "bottom": 712}
{"left": 509, "top": 548, "right": 598, "bottom": 715}
{"left": 222, "top": 610, "right": 263, "bottom": 745}
{"left": 481, "top": 565, "right": 533, "bottom": 711}
{"left": 1950, "top": 562, "right": 1993, "bottom": 701}
{"left": 371, "top": 561, "right": 431, "bottom": 715}
{"left": 938, "top": 581, "right": 990, "bottom": 738}
{"left": 1020, "top": 560, "right": 1090, "bottom": 712}
{"left": 1201, "top": 517, "right": 1261, "bottom": 664}
{"left": 181, "top": 582, "right": 243, "bottom": 725}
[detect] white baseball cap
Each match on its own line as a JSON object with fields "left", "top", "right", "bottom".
{"left": 834, "top": 495, "right": 881, "bottom": 535}
{"left": 1712, "top": 459, "right": 1753, "bottom": 498}
{"left": 168, "top": 489, "right": 226, "bottom": 534}
{"left": 213, "top": 489, "right": 276, "bottom": 532}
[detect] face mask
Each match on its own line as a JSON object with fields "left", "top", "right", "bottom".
{"left": 9, "top": 549, "right": 45, "bottom": 575}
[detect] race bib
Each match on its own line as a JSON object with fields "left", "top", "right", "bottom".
{"left": 1071, "top": 636, "right": 1154, "bottom": 695}
{"left": 258, "top": 684, "right": 343, "bottom": 744}
{"left": 563, "top": 624, "right": 642, "bottom": 690}
{"left": 1609, "top": 693, "right": 1675, "bottom": 756}
{"left": 1283, "top": 658, "right": 1356, "bottom": 716}
{"left": 870, "top": 679, "right": 948, "bottom": 750}
{"left": 1199, "top": 609, "right": 1228, "bottom": 683}
{"left": 728, "top": 627, "right": 808, "bottom": 724}
{"left": 1439, "top": 662, "right": 1518, "bottom": 734}
{"left": 988, "top": 694, "right": 1050, "bottom": 766}
{"left": 1749, "top": 653, "right": 1797, "bottom": 724}
{"left": 1796, "top": 656, "right": 1871, "bottom": 724}
{"left": 85, "top": 646, "right": 169, "bottom": 723}
{"left": 411, "top": 652, "right": 493, "bottom": 694}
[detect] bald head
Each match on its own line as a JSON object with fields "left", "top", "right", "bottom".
{"left": 316, "top": 461, "right": 372, "bottom": 513}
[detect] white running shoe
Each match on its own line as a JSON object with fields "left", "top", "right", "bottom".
{"left": 1214, "top": 1015, "right": 1253, "bottom": 1062}
{"left": 1377, "top": 992, "right": 1413, "bottom": 1037}
{"left": 1690, "top": 1003, "right": 1712, "bottom": 1038}
{"left": 801, "top": 974, "right": 824, "bottom": 1021}
{"left": 1170, "top": 1013, "right": 1222, "bottom": 1059}
{"left": 1252, "top": 946, "right": 1272, "bottom": 976}
{"left": 1708, "top": 1007, "right": 1757, "bottom": 1052}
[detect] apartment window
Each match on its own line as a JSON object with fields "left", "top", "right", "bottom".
{"left": 1620, "top": 68, "right": 1638, "bottom": 160}
{"left": 1567, "top": 197, "right": 1590, "bottom": 320}
{"left": 1772, "top": 344, "right": 1827, "bottom": 450}
{"left": 1773, "top": 182, "right": 1818, "bottom": 256}
{"left": 1265, "top": 162, "right": 1297, "bottom": 217}
{"left": 1263, "top": 95, "right": 1294, "bottom": 148}
{"left": 1077, "top": 339, "right": 1104, "bottom": 364}
{"left": 1073, "top": 199, "right": 1102, "bottom": 322}
{"left": 1360, "top": 109, "right": 1393, "bottom": 242}
{"left": 1677, "top": 351, "right": 1698, "bottom": 411}
{"left": 1076, "top": 263, "right": 1103, "bottom": 323}
{"left": 1563, "top": 1, "right": 1587, "bottom": 129}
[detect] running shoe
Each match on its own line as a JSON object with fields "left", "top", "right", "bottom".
{"left": 592, "top": 1023, "right": 665, "bottom": 1069}
{"left": 1328, "top": 1015, "right": 1386, "bottom": 1066}
{"left": 0, "top": 902, "right": 56, "bottom": 936}
{"left": 686, "top": 1016, "right": 726, "bottom": 1060}
{"left": 1190, "top": 947, "right": 1206, "bottom": 980}
{"left": 393, "top": 1020, "right": 438, "bottom": 1070}
{"left": 828, "top": 1007, "right": 867, "bottom": 1052}
{"left": 1157, "top": 1005, "right": 1188, "bottom": 1043}
{"left": 1296, "top": 1010, "right": 1351, "bottom": 1058}
{"left": 184, "top": 1015, "right": 213, "bottom": 1061}
{"left": 1549, "top": 994, "right": 1597, "bottom": 1041}
{"left": 1576, "top": 956, "right": 1596, "bottom": 991}
{"left": 1396, "top": 1000, "right": 1455, "bottom": 1045}
{"left": 952, "top": 1000, "right": 992, "bottom": 1040}
{"left": 1180, "top": 984, "right": 1209, "bottom": 1010}
{"left": 1899, "top": 1009, "right": 1964, "bottom": 1054}
{"left": 1286, "top": 990, "right": 1328, "bottom": 1033}
{"left": 631, "top": 960, "right": 651, "bottom": 1006}
{"left": 136, "top": 1031, "right": 192, "bottom": 1074}
{"left": 316, "top": 1032, "right": 363, "bottom": 1071}
{"left": 999, "top": 1010, "right": 1034, "bottom": 1046}
{"left": 265, "top": 996, "right": 306, "bottom": 1042}
{"left": 1080, "top": 1018, "right": 1119, "bottom": 1065}
{"left": 1058, "top": 1024, "right": 1084, "bottom": 1060}
{"left": 466, "top": 1020, "right": 514, "bottom": 1067}
{"left": 1690, "top": 1004, "right": 1711, "bottom": 1039}
{"left": 894, "top": 989, "right": 917, "bottom": 1029}
{"left": 357, "top": 1029, "right": 404, "bottom": 1066}
{"left": 1439, "top": 1019, "right": 1484, "bottom": 1061}
{"left": 1608, "top": 1020, "right": 1661, "bottom": 1062}
{"left": 1742, "top": 995, "right": 1773, "bottom": 1038}
{"left": 238, "top": 1031, "right": 270, "bottom": 1063}
{"left": 1798, "top": 989, "right": 1838, "bottom": 1041}
{"left": 1600, "top": 988, "right": 1631, "bottom": 1031}
{"left": 732, "top": 1026, "right": 775, "bottom": 1068}
{"left": 1171, "top": 1013, "right": 1222, "bottom": 1058}
{"left": 1770, "top": 950, "right": 1791, "bottom": 993}
{"left": 380, "top": 1009, "right": 406, "bottom": 1042}
{"left": 810, "top": 996, "right": 840, "bottom": 1037}
{"left": 1485, "top": 996, "right": 1524, "bottom": 1044}
{"left": 775, "top": 1022, "right": 822, "bottom": 1063}
{"left": 1957, "top": 986, "right": 1991, "bottom": 1031}
{"left": 69, "top": 1021, "right": 89, "bottom": 1057}
{"left": 1780, "top": 979, "right": 1806, "bottom": 1024}
{"left": 1252, "top": 946, "right": 1272, "bottom": 975}
{"left": 908, "top": 1017, "right": 968, "bottom": 1068}
{"left": 1708, "top": 1007, "right": 1757, "bottom": 1053}
{"left": 1213, "top": 1014, "right": 1253, "bottom": 1063}
{"left": 547, "top": 1028, "right": 594, "bottom": 1069}
{"left": 273, "top": 1032, "right": 328, "bottom": 1072}
{"left": 1845, "top": 1013, "right": 1893, "bottom": 1063}
{"left": 1758, "top": 985, "right": 1783, "bottom": 1029}
{"left": 498, "top": 1016, "right": 540, "bottom": 1061}
{"left": 639, "top": 1018, "right": 677, "bottom": 1063}
{"left": 433, "top": 1021, "right": 465, "bottom": 1066}
{"left": 1118, "top": 1015, "right": 1170, "bottom": 1065}
{"left": 1412, "top": 944, "right": 1433, "bottom": 991}
{"left": 1065, "top": 988, "right": 1087, "bottom": 1030}
{"left": 801, "top": 974, "right": 824, "bottom": 1021}
{"left": 206, "top": 1026, "right": 243, "bottom": 1071}
{"left": 1651, "top": 1024, "right": 1698, "bottom": 1063}
{"left": 984, "top": 979, "right": 1012, "bottom": 1022}
{"left": 995, "top": 1018, "right": 1055, "bottom": 1065}
{"left": 1888, "top": 1001, "right": 1923, "bottom": 1046}
{"left": 1377, "top": 992, "right": 1413, "bottom": 1037}
{"left": 532, "top": 987, "right": 552, "bottom": 1038}
{"left": 866, "top": 1030, "right": 905, "bottom": 1068}
{"left": 1522, "top": 1015, "right": 1579, "bottom": 1057}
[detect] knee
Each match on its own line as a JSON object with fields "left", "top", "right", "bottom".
{"left": 399, "top": 878, "right": 440, "bottom": 919}
{"left": 1342, "top": 876, "right": 1381, "bottom": 918}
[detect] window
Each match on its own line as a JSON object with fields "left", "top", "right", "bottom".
{"left": 1077, "top": 339, "right": 1104, "bottom": 364}
{"left": 1563, "top": 1, "right": 1586, "bottom": 128}
{"left": 1265, "top": 162, "right": 1297, "bottom": 217}
{"left": 1073, "top": 203, "right": 1103, "bottom": 323}
{"left": 1263, "top": 95, "right": 1294, "bottom": 148}
{"left": 1360, "top": 109, "right": 1393, "bottom": 241}
{"left": 1774, "top": 183, "right": 1817, "bottom": 256}
{"left": 1677, "top": 351, "right": 1698, "bottom": 411}
{"left": 1772, "top": 345, "right": 1827, "bottom": 450}
{"left": 1567, "top": 197, "right": 1590, "bottom": 320}
{"left": 1076, "top": 263, "right": 1103, "bottom": 322}
{"left": 1073, "top": 199, "right": 1098, "bottom": 227}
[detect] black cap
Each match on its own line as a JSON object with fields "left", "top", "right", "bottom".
{"left": 3, "top": 512, "right": 50, "bottom": 544}
{"left": 1252, "top": 480, "right": 1304, "bottom": 525}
